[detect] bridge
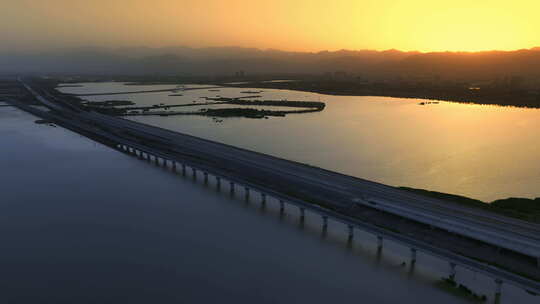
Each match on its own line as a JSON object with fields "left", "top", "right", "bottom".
{"left": 15, "top": 79, "right": 540, "bottom": 297}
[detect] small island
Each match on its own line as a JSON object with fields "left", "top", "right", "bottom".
{"left": 81, "top": 96, "right": 326, "bottom": 119}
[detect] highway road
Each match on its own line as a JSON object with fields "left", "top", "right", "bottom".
{"left": 83, "top": 95, "right": 540, "bottom": 259}
{"left": 17, "top": 79, "right": 540, "bottom": 294}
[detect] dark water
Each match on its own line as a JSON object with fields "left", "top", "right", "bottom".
{"left": 2, "top": 102, "right": 535, "bottom": 303}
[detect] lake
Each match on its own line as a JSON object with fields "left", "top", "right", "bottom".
{"left": 60, "top": 82, "right": 540, "bottom": 202}
{"left": 2, "top": 103, "right": 537, "bottom": 303}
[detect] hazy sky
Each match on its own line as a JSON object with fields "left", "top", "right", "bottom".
{"left": 2, "top": 0, "right": 538, "bottom": 52}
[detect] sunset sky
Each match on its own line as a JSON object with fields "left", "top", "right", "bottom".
{"left": 2, "top": 0, "right": 538, "bottom": 52}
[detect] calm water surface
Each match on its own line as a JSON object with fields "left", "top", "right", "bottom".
{"left": 61, "top": 82, "right": 540, "bottom": 201}
{"left": 1, "top": 104, "right": 536, "bottom": 303}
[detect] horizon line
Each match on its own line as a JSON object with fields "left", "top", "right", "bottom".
{"left": 3, "top": 45, "right": 540, "bottom": 55}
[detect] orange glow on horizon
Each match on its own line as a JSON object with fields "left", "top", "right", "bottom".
{"left": 1, "top": 0, "right": 538, "bottom": 53}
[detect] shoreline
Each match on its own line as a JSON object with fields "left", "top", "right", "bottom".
{"left": 400, "top": 187, "right": 540, "bottom": 223}
{"left": 216, "top": 80, "right": 540, "bottom": 109}
{"left": 58, "top": 78, "right": 540, "bottom": 109}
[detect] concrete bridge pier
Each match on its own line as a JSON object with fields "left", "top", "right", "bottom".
{"left": 216, "top": 177, "right": 221, "bottom": 191}
{"left": 244, "top": 187, "right": 250, "bottom": 201}
{"left": 230, "top": 182, "right": 235, "bottom": 196}
{"left": 347, "top": 225, "right": 354, "bottom": 242}
{"left": 203, "top": 172, "right": 209, "bottom": 185}
{"left": 192, "top": 168, "right": 197, "bottom": 181}
{"left": 449, "top": 262, "right": 457, "bottom": 280}
{"left": 410, "top": 248, "right": 417, "bottom": 264}
{"left": 377, "top": 236, "right": 383, "bottom": 250}
{"left": 494, "top": 279, "right": 503, "bottom": 298}
{"left": 261, "top": 193, "right": 267, "bottom": 207}
{"left": 299, "top": 207, "right": 305, "bottom": 222}
{"left": 279, "top": 200, "right": 285, "bottom": 215}
{"left": 145, "top": 153, "right": 150, "bottom": 162}
{"left": 322, "top": 216, "right": 328, "bottom": 231}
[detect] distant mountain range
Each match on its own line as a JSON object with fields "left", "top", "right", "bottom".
{"left": 2, "top": 46, "right": 540, "bottom": 83}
